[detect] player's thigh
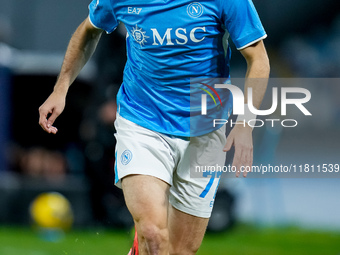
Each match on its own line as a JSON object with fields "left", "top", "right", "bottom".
{"left": 169, "top": 125, "right": 226, "bottom": 218}
{"left": 168, "top": 205, "right": 209, "bottom": 254}
{"left": 122, "top": 174, "right": 170, "bottom": 226}
{"left": 114, "top": 113, "right": 175, "bottom": 188}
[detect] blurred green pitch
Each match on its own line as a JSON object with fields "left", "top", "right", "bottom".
{"left": 0, "top": 224, "right": 339, "bottom": 255}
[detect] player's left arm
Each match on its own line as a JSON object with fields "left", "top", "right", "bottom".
{"left": 241, "top": 40, "right": 270, "bottom": 108}
{"left": 224, "top": 40, "right": 270, "bottom": 177}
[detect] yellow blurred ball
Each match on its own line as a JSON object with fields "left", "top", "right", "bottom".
{"left": 30, "top": 192, "right": 73, "bottom": 230}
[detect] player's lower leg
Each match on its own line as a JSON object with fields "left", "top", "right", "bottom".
{"left": 168, "top": 205, "right": 209, "bottom": 255}
{"left": 122, "top": 175, "right": 170, "bottom": 255}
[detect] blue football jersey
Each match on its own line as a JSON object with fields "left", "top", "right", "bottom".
{"left": 89, "top": 0, "right": 267, "bottom": 137}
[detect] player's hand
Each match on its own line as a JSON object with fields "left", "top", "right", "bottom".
{"left": 224, "top": 125, "right": 253, "bottom": 177}
{"left": 38, "top": 91, "right": 66, "bottom": 134}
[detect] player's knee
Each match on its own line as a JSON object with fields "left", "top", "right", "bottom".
{"left": 138, "top": 222, "right": 169, "bottom": 249}
{"left": 140, "top": 223, "right": 169, "bottom": 244}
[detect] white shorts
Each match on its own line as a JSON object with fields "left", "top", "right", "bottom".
{"left": 114, "top": 114, "right": 226, "bottom": 218}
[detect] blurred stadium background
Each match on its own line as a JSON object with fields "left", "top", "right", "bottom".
{"left": 0, "top": 0, "right": 340, "bottom": 254}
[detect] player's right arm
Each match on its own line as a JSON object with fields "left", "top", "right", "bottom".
{"left": 39, "top": 16, "right": 103, "bottom": 134}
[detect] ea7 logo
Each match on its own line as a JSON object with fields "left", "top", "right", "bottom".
{"left": 128, "top": 7, "right": 142, "bottom": 14}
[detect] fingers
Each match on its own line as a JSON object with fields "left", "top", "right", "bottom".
{"left": 233, "top": 148, "right": 242, "bottom": 178}
{"left": 233, "top": 146, "right": 253, "bottom": 177}
{"left": 47, "top": 111, "right": 59, "bottom": 128}
{"left": 243, "top": 148, "right": 253, "bottom": 177}
{"left": 47, "top": 111, "right": 59, "bottom": 134}
{"left": 38, "top": 108, "right": 49, "bottom": 131}
{"left": 38, "top": 91, "right": 65, "bottom": 135}
{"left": 38, "top": 107, "right": 59, "bottom": 134}
{"left": 47, "top": 124, "right": 58, "bottom": 134}
{"left": 225, "top": 129, "right": 253, "bottom": 177}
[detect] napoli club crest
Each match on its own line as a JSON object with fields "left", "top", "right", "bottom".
{"left": 121, "top": 150, "right": 133, "bottom": 165}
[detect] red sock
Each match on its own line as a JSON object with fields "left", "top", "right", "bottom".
{"left": 128, "top": 227, "right": 138, "bottom": 255}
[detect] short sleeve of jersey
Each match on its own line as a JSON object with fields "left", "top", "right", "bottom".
{"left": 220, "top": 0, "right": 267, "bottom": 50}
{"left": 88, "top": 0, "right": 118, "bottom": 33}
